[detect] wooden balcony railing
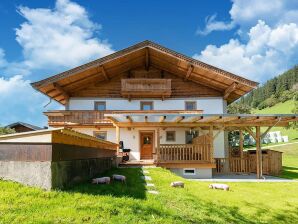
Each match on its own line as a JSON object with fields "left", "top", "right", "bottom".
{"left": 45, "top": 110, "right": 204, "bottom": 127}
{"left": 121, "top": 79, "right": 171, "bottom": 98}
{"left": 158, "top": 144, "right": 212, "bottom": 163}
{"left": 45, "top": 110, "right": 113, "bottom": 126}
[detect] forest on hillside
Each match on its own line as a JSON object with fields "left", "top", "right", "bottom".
{"left": 239, "top": 65, "right": 298, "bottom": 110}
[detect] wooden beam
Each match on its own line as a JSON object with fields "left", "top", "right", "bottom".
{"left": 209, "top": 126, "right": 214, "bottom": 162}
{"left": 100, "top": 65, "right": 109, "bottom": 81}
{"left": 188, "top": 116, "right": 203, "bottom": 123}
{"left": 145, "top": 48, "right": 150, "bottom": 70}
{"left": 53, "top": 82, "right": 69, "bottom": 102}
{"left": 260, "top": 117, "right": 282, "bottom": 139}
{"left": 239, "top": 129, "right": 244, "bottom": 172}
{"left": 159, "top": 116, "right": 166, "bottom": 123}
{"left": 185, "top": 64, "right": 194, "bottom": 80}
{"left": 116, "top": 125, "right": 120, "bottom": 154}
{"left": 126, "top": 116, "right": 133, "bottom": 123}
{"left": 199, "top": 116, "right": 222, "bottom": 123}
{"left": 156, "top": 127, "right": 160, "bottom": 161}
{"left": 224, "top": 82, "right": 238, "bottom": 100}
{"left": 106, "top": 116, "right": 119, "bottom": 124}
{"left": 244, "top": 127, "right": 256, "bottom": 140}
{"left": 173, "top": 116, "right": 185, "bottom": 123}
{"left": 256, "top": 126, "right": 261, "bottom": 179}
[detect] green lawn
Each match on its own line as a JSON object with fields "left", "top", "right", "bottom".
{"left": 253, "top": 100, "right": 298, "bottom": 142}
{"left": 1, "top": 142, "right": 298, "bottom": 224}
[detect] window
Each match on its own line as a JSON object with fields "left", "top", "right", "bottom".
{"left": 140, "top": 101, "right": 153, "bottom": 110}
{"left": 185, "top": 101, "right": 196, "bottom": 110}
{"left": 185, "top": 130, "right": 198, "bottom": 144}
{"left": 166, "top": 131, "right": 176, "bottom": 142}
{"left": 94, "top": 101, "right": 106, "bottom": 111}
{"left": 94, "top": 131, "right": 107, "bottom": 140}
{"left": 183, "top": 168, "right": 196, "bottom": 175}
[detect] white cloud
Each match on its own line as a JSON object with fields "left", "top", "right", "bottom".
{"left": 197, "top": 14, "right": 235, "bottom": 35}
{"left": 195, "top": 20, "right": 298, "bottom": 82}
{"left": 0, "top": 75, "right": 60, "bottom": 126}
{"left": 0, "top": 0, "right": 114, "bottom": 126}
{"left": 199, "top": 0, "right": 298, "bottom": 35}
{"left": 15, "top": 0, "right": 114, "bottom": 70}
{"left": 195, "top": 1, "right": 298, "bottom": 83}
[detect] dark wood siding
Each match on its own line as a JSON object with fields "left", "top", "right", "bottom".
{"left": 52, "top": 143, "right": 115, "bottom": 161}
{"left": 0, "top": 143, "right": 52, "bottom": 161}
{"left": 0, "top": 143, "right": 116, "bottom": 162}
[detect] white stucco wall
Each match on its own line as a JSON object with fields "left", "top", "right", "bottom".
{"left": 0, "top": 133, "right": 52, "bottom": 143}
{"left": 73, "top": 127, "right": 226, "bottom": 160}
{"left": 69, "top": 97, "right": 226, "bottom": 114}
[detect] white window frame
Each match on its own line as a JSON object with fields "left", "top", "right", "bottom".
{"left": 183, "top": 168, "right": 196, "bottom": 176}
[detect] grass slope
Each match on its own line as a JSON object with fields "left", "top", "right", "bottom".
{"left": 1, "top": 145, "right": 298, "bottom": 224}
{"left": 253, "top": 100, "right": 298, "bottom": 142}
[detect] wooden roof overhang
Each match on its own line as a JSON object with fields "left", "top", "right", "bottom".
{"left": 104, "top": 113, "right": 298, "bottom": 128}
{"left": 31, "top": 40, "right": 258, "bottom": 105}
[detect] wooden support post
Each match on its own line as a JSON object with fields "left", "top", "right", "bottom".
{"left": 116, "top": 125, "right": 120, "bottom": 154}
{"left": 239, "top": 129, "right": 244, "bottom": 172}
{"left": 209, "top": 126, "right": 214, "bottom": 162}
{"left": 256, "top": 126, "right": 262, "bottom": 179}
{"left": 156, "top": 128, "right": 160, "bottom": 162}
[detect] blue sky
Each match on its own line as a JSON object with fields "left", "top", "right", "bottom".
{"left": 0, "top": 0, "right": 298, "bottom": 127}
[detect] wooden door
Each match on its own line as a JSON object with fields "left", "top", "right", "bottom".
{"left": 140, "top": 132, "right": 154, "bottom": 159}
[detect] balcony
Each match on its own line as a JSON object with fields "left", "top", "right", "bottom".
{"left": 45, "top": 110, "right": 113, "bottom": 127}
{"left": 45, "top": 110, "right": 203, "bottom": 127}
{"left": 121, "top": 79, "right": 171, "bottom": 99}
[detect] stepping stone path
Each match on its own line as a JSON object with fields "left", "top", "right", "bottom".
{"left": 141, "top": 168, "right": 159, "bottom": 195}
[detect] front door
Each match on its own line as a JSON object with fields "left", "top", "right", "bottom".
{"left": 140, "top": 132, "right": 154, "bottom": 159}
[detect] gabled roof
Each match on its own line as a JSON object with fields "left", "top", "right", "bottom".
{"left": 31, "top": 40, "right": 259, "bottom": 104}
{"left": 6, "top": 122, "right": 43, "bottom": 131}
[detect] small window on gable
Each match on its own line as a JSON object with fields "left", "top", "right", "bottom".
{"left": 94, "top": 101, "right": 106, "bottom": 111}
{"left": 183, "top": 168, "right": 196, "bottom": 175}
{"left": 166, "top": 131, "right": 176, "bottom": 142}
{"left": 94, "top": 131, "right": 107, "bottom": 140}
{"left": 185, "top": 101, "right": 196, "bottom": 110}
{"left": 140, "top": 101, "right": 153, "bottom": 110}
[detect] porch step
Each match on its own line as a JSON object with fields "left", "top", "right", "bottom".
{"left": 119, "top": 160, "right": 156, "bottom": 168}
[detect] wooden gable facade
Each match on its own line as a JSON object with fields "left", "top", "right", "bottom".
{"left": 31, "top": 40, "right": 258, "bottom": 104}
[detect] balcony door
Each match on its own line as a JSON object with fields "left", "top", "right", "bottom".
{"left": 140, "top": 131, "right": 154, "bottom": 160}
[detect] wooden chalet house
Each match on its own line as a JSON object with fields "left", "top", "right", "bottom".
{"left": 32, "top": 41, "right": 298, "bottom": 179}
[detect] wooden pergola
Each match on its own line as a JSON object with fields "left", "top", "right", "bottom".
{"left": 105, "top": 113, "right": 298, "bottom": 178}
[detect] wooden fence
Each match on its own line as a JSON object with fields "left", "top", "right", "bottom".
{"left": 215, "top": 149, "right": 282, "bottom": 176}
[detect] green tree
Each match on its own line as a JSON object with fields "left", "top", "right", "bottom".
{"left": 0, "top": 126, "right": 15, "bottom": 135}
{"left": 227, "top": 103, "right": 252, "bottom": 114}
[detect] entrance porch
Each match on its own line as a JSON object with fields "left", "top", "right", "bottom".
{"left": 106, "top": 112, "right": 297, "bottom": 178}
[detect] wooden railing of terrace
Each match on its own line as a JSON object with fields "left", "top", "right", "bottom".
{"left": 158, "top": 144, "right": 212, "bottom": 163}
{"left": 215, "top": 149, "right": 282, "bottom": 175}
{"left": 158, "top": 135, "right": 212, "bottom": 164}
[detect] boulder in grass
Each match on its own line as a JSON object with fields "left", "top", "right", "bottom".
{"left": 170, "top": 181, "right": 184, "bottom": 188}
{"left": 91, "top": 177, "right": 110, "bottom": 184}
{"left": 209, "top": 183, "right": 229, "bottom": 191}
{"left": 112, "top": 174, "right": 126, "bottom": 183}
